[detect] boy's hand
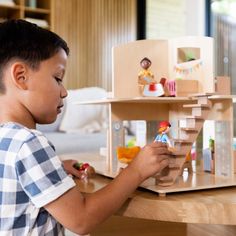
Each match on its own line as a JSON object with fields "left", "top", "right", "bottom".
{"left": 128, "top": 142, "right": 171, "bottom": 183}
{"left": 62, "top": 159, "right": 85, "bottom": 178}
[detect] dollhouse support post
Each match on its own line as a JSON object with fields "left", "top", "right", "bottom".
{"left": 209, "top": 99, "right": 234, "bottom": 176}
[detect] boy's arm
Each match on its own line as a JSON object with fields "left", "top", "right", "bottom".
{"left": 44, "top": 142, "right": 170, "bottom": 235}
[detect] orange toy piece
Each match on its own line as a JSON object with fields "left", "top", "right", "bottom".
{"left": 117, "top": 146, "right": 141, "bottom": 164}
{"left": 179, "top": 151, "right": 193, "bottom": 176}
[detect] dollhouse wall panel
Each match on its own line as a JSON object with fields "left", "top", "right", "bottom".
{"left": 113, "top": 40, "right": 169, "bottom": 98}
{"left": 110, "top": 102, "right": 169, "bottom": 121}
{"left": 215, "top": 76, "right": 231, "bottom": 95}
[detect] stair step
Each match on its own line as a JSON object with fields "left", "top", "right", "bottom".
{"left": 174, "top": 142, "right": 192, "bottom": 151}
{"left": 155, "top": 93, "right": 213, "bottom": 187}
{"left": 181, "top": 127, "right": 198, "bottom": 132}
{"left": 192, "top": 107, "right": 210, "bottom": 117}
{"left": 184, "top": 115, "right": 204, "bottom": 120}
{"left": 159, "top": 175, "right": 174, "bottom": 182}
{"left": 179, "top": 130, "right": 198, "bottom": 143}
{"left": 169, "top": 163, "right": 180, "bottom": 170}
{"left": 156, "top": 180, "right": 174, "bottom": 187}
{"left": 173, "top": 139, "right": 192, "bottom": 144}
{"left": 198, "top": 98, "right": 212, "bottom": 107}
{"left": 180, "top": 116, "right": 205, "bottom": 129}
{"left": 183, "top": 104, "right": 211, "bottom": 108}
{"left": 171, "top": 150, "right": 190, "bottom": 156}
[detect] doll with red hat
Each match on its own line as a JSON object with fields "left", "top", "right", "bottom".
{"left": 154, "top": 121, "right": 174, "bottom": 150}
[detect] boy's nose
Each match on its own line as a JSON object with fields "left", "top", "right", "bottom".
{"left": 61, "top": 85, "right": 68, "bottom": 98}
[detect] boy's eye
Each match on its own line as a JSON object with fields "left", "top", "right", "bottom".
{"left": 55, "top": 77, "right": 62, "bottom": 83}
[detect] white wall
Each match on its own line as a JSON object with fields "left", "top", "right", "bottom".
{"left": 185, "top": 0, "right": 206, "bottom": 36}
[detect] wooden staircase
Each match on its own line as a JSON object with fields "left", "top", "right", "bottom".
{"left": 156, "top": 94, "right": 213, "bottom": 186}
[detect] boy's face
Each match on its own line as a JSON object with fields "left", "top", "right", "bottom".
{"left": 24, "top": 49, "right": 68, "bottom": 124}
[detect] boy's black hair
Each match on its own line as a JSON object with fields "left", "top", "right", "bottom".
{"left": 0, "top": 19, "right": 69, "bottom": 92}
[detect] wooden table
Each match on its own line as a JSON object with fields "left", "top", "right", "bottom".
{"left": 61, "top": 153, "right": 236, "bottom": 236}
{"left": 75, "top": 174, "right": 236, "bottom": 225}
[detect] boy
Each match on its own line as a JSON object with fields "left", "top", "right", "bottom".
{"left": 0, "top": 19, "right": 170, "bottom": 235}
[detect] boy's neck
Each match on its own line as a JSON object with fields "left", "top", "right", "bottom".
{"left": 0, "top": 97, "right": 36, "bottom": 129}
{"left": 0, "top": 115, "right": 36, "bottom": 129}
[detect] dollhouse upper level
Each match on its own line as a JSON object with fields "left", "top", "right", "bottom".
{"left": 112, "top": 36, "right": 215, "bottom": 98}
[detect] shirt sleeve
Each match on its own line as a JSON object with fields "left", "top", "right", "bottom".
{"left": 15, "top": 133, "right": 76, "bottom": 208}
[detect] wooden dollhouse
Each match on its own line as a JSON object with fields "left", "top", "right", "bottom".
{"left": 78, "top": 36, "right": 235, "bottom": 195}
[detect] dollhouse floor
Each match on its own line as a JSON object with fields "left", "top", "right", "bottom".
{"left": 140, "top": 169, "right": 236, "bottom": 196}
{"left": 61, "top": 153, "right": 236, "bottom": 196}
{"left": 102, "top": 166, "right": 236, "bottom": 196}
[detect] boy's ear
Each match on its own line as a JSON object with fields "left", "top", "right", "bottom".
{"left": 10, "top": 62, "right": 29, "bottom": 90}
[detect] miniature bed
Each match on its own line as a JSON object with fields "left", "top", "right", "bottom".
{"left": 76, "top": 37, "right": 235, "bottom": 196}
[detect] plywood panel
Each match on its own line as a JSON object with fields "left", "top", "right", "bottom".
{"left": 110, "top": 102, "right": 170, "bottom": 121}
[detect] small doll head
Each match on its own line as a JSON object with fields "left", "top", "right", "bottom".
{"left": 158, "top": 121, "right": 171, "bottom": 134}
{"left": 140, "top": 57, "right": 152, "bottom": 70}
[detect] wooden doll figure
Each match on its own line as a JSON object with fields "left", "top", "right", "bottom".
{"left": 138, "top": 57, "right": 164, "bottom": 96}
{"left": 138, "top": 57, "right": 156, "bottom": 85}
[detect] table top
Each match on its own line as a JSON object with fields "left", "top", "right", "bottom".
{"left": 61, "top": 153, "right": 236, "bottom": 225}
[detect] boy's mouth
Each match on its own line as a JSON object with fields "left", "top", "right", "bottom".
{"left": 57, "top": 105, "right": 64, "bottom": 113}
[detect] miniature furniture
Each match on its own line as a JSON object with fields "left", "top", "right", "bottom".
{"left": 76, "top": 37, "right": 235, "bottom": 195}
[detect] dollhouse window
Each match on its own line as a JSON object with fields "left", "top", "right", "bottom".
{"left": 177, "top": 47, "right": 200, "bottom": 64}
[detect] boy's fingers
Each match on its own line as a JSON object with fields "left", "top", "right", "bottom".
{"left": 155, "top": 147, "right": 172, "bottom": 155}
{"left": 159, "top": 159, "right": 169, "bottom": 170}
{"left": 157, "top": 155, "right": 170, "bottom": 162}
{"left": 70, "top": 168, "right": 82, "bottom": 177}
{"left": 70, "top": 167, "right": 86, "bottom": 179}
{"left": 147, "top": 146, "right": 172, "bottom": 156}
{"left": 149, "top": 142, "right": 167, "bottom": 148}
